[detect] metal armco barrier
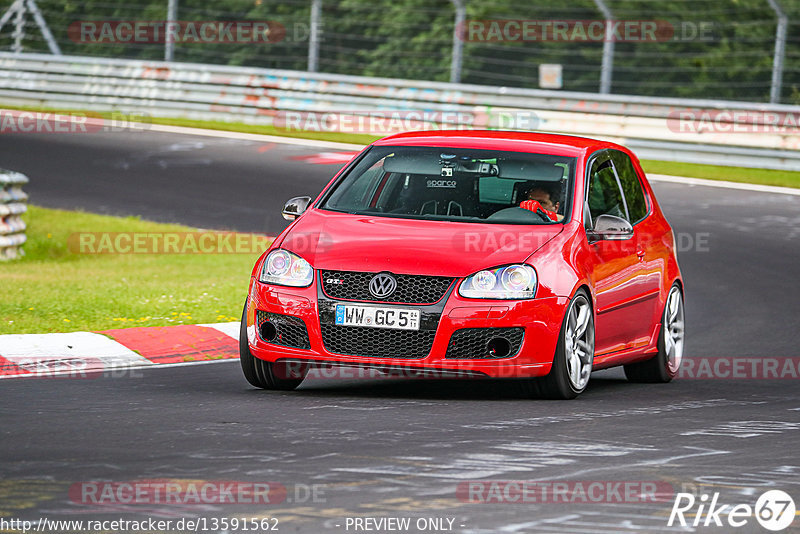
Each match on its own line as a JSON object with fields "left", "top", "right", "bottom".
{"left": 0, "top": 169, "right": 28, "bottom": 260}
{"left": 1, "top": 52, "right": 799, "bottom": 171}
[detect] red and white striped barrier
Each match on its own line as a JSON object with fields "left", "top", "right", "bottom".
{"left": 0, "top": 322, "right": 239, "bottom": 379}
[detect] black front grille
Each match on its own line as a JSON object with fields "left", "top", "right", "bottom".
{"left": 257, "top": 311, "right": 310, "bottom": 349}
{"left": 446, "top": 327, "right": 525, "bottom": 359}
{"left": 320, "top": 324, "right": 436, "bottom": 359}
{"left": 320, "top": 270, "right": 453, "bottom": 304}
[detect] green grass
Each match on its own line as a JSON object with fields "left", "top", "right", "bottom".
{"left": 639, "top": 160, "right": 800, "bottom": 189}
{"left": 151, "top": 115, "right": 382, "bottom": 146}
{"left": 0, "top": 205, "right": 267, "bottom": 334}
{"left": 5, "top": 103, "right": 800, "bottom": 189}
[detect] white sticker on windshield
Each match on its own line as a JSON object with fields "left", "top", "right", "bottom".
{"left": 427, "top": 179, "right": 457, "bottom": 188}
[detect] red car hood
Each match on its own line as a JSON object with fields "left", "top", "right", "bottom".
{"left": 277, "top": 209, "right": 563, "bottom": 277}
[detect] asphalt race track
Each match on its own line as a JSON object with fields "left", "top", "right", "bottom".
{"left": 1, "top": 129, "right": 799, "bottom": 533}
{"left": 0, "top": 130, "right": 342, "bottom": 235}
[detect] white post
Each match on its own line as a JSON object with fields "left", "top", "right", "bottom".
{"left": 12, "top": 0, "right": 25, "bottom": 54}
{"left": 308, "top": 0, "right": 321, "bottom": 72}
{"left": 449, "top": 0, "right": 465, "bottom": 83}
{"left": 0, "top": 0, "right": 62, "bottom": 55}
{"left": 593, "top": 0, "right": 614, "bottom": 94}
{"left": 0, "top": 0, "right": 22, "bottom": 35}
{"left": 165, "top": 0, "right": 178, "bottom": 61}
{"left": 25, "top": 0, "right": 61, "bottom": 55}
{"left": 766, "top": 0, "right": 787, "bottom": 104}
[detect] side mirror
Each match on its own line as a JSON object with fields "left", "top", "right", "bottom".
{"left": 282, "top": 196, "right": 312, "bottom": 221}
{"left": 587, "top": 214, "right": 633, "bottom": 242}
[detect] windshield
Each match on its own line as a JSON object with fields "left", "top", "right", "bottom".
{"left": 320, "top": 146, "right": 576, "bottom": 224}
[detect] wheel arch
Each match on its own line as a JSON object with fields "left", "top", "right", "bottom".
{"left": 672, "top": 277, "right": 684, "bottom": 294}
{"left": 568, "top": 282, "right": 594, "bottom": 310}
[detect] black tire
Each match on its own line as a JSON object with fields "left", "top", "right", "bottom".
{"left": 624, "top": 284, "right": 684, "bottom": 383}
{"left": 239, "top": 301, "right": 307, "bottom": 390}
{"left": 515, "top": 290, "right": 595, "bottom": 400}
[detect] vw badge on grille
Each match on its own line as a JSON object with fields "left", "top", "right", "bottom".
{"left": 369, "top": 273, "right": 397, "bottom": 299}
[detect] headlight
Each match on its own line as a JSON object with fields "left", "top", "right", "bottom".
{"left": 459, "top": 264, "right": 537, "bottom": 299}
{"left": 259, "top": 249, "right": 313, "bottom": 287}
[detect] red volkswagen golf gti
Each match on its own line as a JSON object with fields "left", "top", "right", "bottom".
{"left": 240, "top": 131, "right": 684, "bottom": 399}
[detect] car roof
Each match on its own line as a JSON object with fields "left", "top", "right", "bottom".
{"left": 372, "top": 130, "right": 622, "bottom": 157}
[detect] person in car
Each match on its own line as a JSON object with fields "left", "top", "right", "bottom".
{"left": 520, "top": 185, "right": 564, "bottom": 221}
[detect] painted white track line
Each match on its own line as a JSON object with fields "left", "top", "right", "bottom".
{"left": 0, "top": 357, "right": 238, "bottom": 380}
{"left": 4, "top": 110, "right": 796, "bottom": 196}
{"left": 144, "top": 122, "right": 364, "bottom": 150}
{"left": 141, "top": 122, "right": 799, "bottom": 197}
{"left": 648, "top": 173, "right": 800, "bottom": 197}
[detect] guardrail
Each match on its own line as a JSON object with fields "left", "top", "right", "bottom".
{"left": 1, "top": 52, "right": 799, "bottom": 171}
{"left": 0, "top": 169, "right": 28, "bottom": 260}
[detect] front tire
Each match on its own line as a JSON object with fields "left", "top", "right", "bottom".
{"left": 239, "top": 301, "right": 307, "bottom": 390}
{"left": 521, "top": 291, "right": 595, "bottom": 399}
{"left": 624, "top": 284, "right": 685, "bottom": 383}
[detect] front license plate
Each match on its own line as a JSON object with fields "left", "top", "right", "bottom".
{"left": 334, "top": 305, "right": 420, "bottom": 331}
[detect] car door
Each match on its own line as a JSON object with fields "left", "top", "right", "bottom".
{"left": 585, "top": 151, "right": 650, "bottom": 355}
{"left": 609, "top": 149, "right": 662, "bottom": 349}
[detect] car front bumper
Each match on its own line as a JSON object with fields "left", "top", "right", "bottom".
{"left": 246, "top": 278, "right": 568, "bottom": 379}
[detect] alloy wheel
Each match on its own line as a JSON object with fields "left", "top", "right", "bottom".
{"left": 565, "top": 295, "right": 594, "bottom": 390}
{"left": 664, "top": 286, "right": 685, "bottom": 374}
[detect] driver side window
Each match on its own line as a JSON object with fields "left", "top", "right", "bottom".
{"left": 587, "top": 154, "right": 627, "bottom": 227}
{"left": 328, "top": 160, "right": 385, "bottom": 210}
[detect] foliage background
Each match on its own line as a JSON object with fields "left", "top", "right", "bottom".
{"left": 1, "top": 0, "right": 799, "bottom": 103}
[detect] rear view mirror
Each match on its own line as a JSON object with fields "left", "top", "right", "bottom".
{"left": 588, "top": 214, "right": 633, "bottom": 241}
{"left": 282, "top": 196, "right": 312, "bottom": 221}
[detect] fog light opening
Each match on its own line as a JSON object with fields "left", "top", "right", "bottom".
{"left": 487, "top": 337, "right": 511, "bottom": 358}
{"left": 260, "top": 321, "right": 278, "bottom": 342}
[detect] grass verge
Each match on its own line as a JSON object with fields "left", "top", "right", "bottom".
{"left": 1, "top": 104, "right": 381, "bottom": 146}
{"left": 0, "top": 205, "right": 266, "bottom": 334}
{"left": 639, "top": 160, "right": 800, "bottom": 189}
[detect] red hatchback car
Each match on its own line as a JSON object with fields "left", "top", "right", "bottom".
{"left": 240, "top": 131, "right": 684, "bottom": 399}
